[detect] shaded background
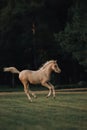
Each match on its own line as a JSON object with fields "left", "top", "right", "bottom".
{"left": 0, "top": 0, "right": 87, "bottom": 87}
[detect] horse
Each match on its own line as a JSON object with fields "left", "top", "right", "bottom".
{"left": 3, "top": 60, "right": 61, "bottom": 102}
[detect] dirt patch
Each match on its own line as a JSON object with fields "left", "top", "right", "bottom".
{"left": 0, "top": 88, "right": 87, "bottom": 95}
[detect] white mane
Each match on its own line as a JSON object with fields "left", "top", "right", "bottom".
{"left": 39, "top": 60, "right": 55, "bottom": 70}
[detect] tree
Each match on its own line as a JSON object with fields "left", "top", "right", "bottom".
{"left": 55, "top": 0, "right": 87, "bottom": 71}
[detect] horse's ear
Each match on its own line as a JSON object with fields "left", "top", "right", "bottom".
{"left": 55, "top": 60, "right": 57, "bottom": 63}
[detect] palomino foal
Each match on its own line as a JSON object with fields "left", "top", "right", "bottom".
{"left": 4, "top": 60, "right": 61, "bottom": 102}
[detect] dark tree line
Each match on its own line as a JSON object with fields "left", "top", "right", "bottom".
{"left": 0, "top": 0, "right": 87, "bottom": 86}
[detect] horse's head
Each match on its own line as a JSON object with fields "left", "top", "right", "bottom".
{"left": 52, "top": 60, "right": 61, "bottom": 73}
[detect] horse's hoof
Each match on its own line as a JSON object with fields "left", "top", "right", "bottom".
{"left": 46, "top": 95, "right": 49, "bottom": 98}
{"left": 34, "top": 96, "right": 37, "bottom": 98}
{"left": 29, "top": 99, "right": 32, "bottom": 102}
{"left": 53, "top": 96, "right": 56, "bottom": 99}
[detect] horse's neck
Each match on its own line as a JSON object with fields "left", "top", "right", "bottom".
{"left": 43, "top": 64, "right": 52, "bottom": 76}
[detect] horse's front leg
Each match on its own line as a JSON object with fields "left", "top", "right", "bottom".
{"left": 48, "top": 82, "right": 56, "bottom": 98}
{"left": 41, "top": 82, "right": 52, "bottom": 98}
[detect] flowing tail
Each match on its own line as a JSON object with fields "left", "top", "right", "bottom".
{"left": 3, "top": 67, "right": 20, "bottom": 74}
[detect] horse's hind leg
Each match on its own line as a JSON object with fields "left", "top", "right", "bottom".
{"left": 30, "top": 90, "right": 37, "bottom": 98}
{"left": 23, "top": 82, "right": 32, "bottom": 102}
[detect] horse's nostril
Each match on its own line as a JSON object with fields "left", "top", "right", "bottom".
{"left": 58, "top": 69, "right": 61, "bottom": 73}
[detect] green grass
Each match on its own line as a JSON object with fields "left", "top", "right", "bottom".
{"left": 0, "top": 91, "right": 87, "bottom": 130}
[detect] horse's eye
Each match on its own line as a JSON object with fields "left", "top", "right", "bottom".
{"left": 54, "top": 65, "right": 57, "bottom": 68}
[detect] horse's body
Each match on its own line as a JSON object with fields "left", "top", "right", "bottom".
{"left": 4, "top": 60, "right": 61, "bottom": 102}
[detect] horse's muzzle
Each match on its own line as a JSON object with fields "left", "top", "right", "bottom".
{"left": 57, "top": 69, "right": 61, "bottom": 73}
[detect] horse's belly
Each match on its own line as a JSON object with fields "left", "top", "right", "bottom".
{"left": 29, "top": 73, "right": 41, "bottom": 84}
{"left": 29, "top": 78, "right": 40, "bottom": 84}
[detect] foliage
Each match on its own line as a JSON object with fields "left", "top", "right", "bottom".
{"left": 55, "top": 1, "right": 87, "bottom": 70}
{"left": 0, "top": 0, "right": 71, "bottom": 67}
{"left": 0, "top": 0, "right": 87, "bottom": 84}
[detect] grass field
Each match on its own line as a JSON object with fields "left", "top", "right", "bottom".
{"left": 0, "top": 90, "right": 87, "bottom": 130}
